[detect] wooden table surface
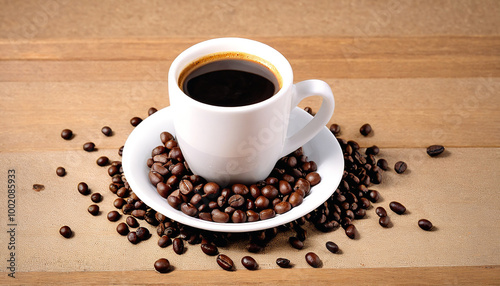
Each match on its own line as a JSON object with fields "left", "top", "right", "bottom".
{"left": 1, "top": 1, "right": 499, "bottom": 285}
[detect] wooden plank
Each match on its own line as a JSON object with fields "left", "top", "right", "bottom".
{"left": 5, "top": 266, "right": 500, "bottom": 285}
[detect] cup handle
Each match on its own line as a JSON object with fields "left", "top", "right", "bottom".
{"left": 281, "top": 79, "right": 335, "bottom": 156}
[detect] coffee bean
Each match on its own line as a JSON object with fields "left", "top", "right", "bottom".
{"left": 289, "top": 237, "right": 304, "bottom": 250}
{"left": 379, "top": 216, "right": 391, "bottom": 227}
{"left": 201, "top": 243, "right": 219, "bottom": 256}
{"left": 304, "top": 106, "right": 313, "bottom": 114}
{"left": 130, "top": 117, "right": 142, "bottom": 127}
{"left": 122, "top": 204, "right": 134, "bottom": 215}
{"left": 375, "top": 206, "right": 387, "bottom": 217}
{"left": 107, "top": 210, "right": 121, "bottom": 222}
{"left": 127, "top": 232, "right": 139, "bottom": 244}
{"left": 329, "top": 123, "right": 341, "bottom": 136}
{"left": 325, "top": 241, "right": 339, "bottom": 253}
{"left": 108, "top": 165, "right": 120, "bottom": 177}
{"left": 118, "top": 146, "right": 124, "bottom": 156}
{"left": 56, "top": 167, "right": 66, "bottom": 177}
{"left": 368, "top": 190, "right": 380, "bottom": 203}
{"left": 59, "top": 226, "right": 72, "bottom": 238}
{"left": 83, "top": 142, "right": 96, "bottom": 152}
{"left": 305, "top": 252, "right": 322, "bottom": 268}
{"left": 179, "top": 179, "right": 193, "bottom": 196}
{"left": 211, "top": 209, "right": 230, "bottom": 223}
{"left": 136, "top": 227, "right": 150, "bottom": 240}
{"left": 96, "top": 156, "right": 109, "bottom": 166}
{"left": 254, "top": 196, "right": 270, "bottom": 209}
{"left": 232, "top": 184, "right": 249, "bottom": 196}
{"left": 78, "top": 182, "right": 90, "bottom": 195}
{"left": 154, "top": 258, "right": 170, "bottom": 273}
{"left": 101, "top": 126, "right": 112, "bottom": 136}
{"left": 276, "top": 258, "right": 291, "bottom": 268}
{"left": 160, "top": 132, "right": 174, "bottom": 144}
{"left": 306, "top": 172, "right": 321, "bottom": 186}
{"left": 377, "top": 159, "right": 389, "bottom": 171}
{"left": 148, "top": 171, "right": 163, "bottom": 186}
{"left": 148, "top": 107, "right": 158, "bottom": 116}
{"left": 158, "top": 235, "right": 172, "bottom": 248}
{"left": 88, "top": 204, "right": 99, "bottom": 216}
{"left": 360, "top": 123, "right": 372, "bottom": 136}
{"left": 180, "top": 203, "right": 198, "bottom": 217}
{"left": 394, "top": 161, "right": 407, "bottom": 174}
{"left": 274, "top": 201, "right": 292, "bottom": 214}
{"left": 61, "top": 129, "right": 73, "bottom": 140}
{"left": 261, "top": 185, "right": 278, "bottom": 200}
{"left": 427, "top": 145, "right": 445, "bottom": 157}
{"left": 90, "top": 193, "right": 102, "bottom": 203}
{"left": 366, "top": 145, "right": 379, "bottom": 155}
{"left": 231, "top": 210, "right": 246, "bottom": 223}
{"left": 228, "top": 194, "right": 245, "bottom": 208}
{"left": 246, "top": 210, "right": 260, "bottom": 222}
{"left": 418, "top": 219, "right": 433, "bottom": 231}
{"left": 259, "top": 209, "right": 275, "bottom": 220}
{"left": 116, "top": 222, "right": 129, "bottom": 235}
{"left": 389, "top": 201, "right": 406, "bottom": 214}
{"left": 126, "top": 216, "right": 139, "bottom": 228}
{"left": 288, "top": 192, "right": 303, "bottom": 207}
{"left": 113, "top": 198, "right": 125, "bottom": 209}
{"left": 173, "top": 238, "right": 184, "bottom": 254}
{"left": 241, "top": 256, "right": 258, "bottom": 270}
{"left": 345, "top": 224, "right": 356, "bottom": 239}
{"left": 131, "top": 209, "right": 146, "bottom": 219}
{"left": 216, "top": 254, "right": 234, "bottom": 271}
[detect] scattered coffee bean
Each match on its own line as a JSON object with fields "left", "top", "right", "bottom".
{"left": 389, "top": 201, "right": 406, "bottom": 215}
{"left": 360, "top": 123, "right": 372, "bottom": 136}
{"left": 216, "top": 254, "right": 234, "bottom": 271}
{"left": 59, "top": 226, "right": 72, "bottom": 238}
{"left": 101, "top": 126, "right": 112, "bottom": 136}
{"left": 366, "top": 145, "right": 379, "bottom": 155}
{"left": 56, "top": 167, "right": 66, "bottom": 177}
{"left": 130, "top": 117, "right": 142, "bottom": 127}
{"left": 394, "top": 161, "right": 407, "bottom": 174}
{"left": 329, "top": 123, "right": 341, "bottom": 136}
{"left": 173, "top": 238, "right": 184, "bottom": 254}
{"left": 305, "top": 252, "right": 322, "bottom": 268}
{"left": 126, "top": 216, "right": 139, "bottom": 228}
{"left": 276, "top": 258, "right": 291, "bottom": 268}
{"left": 375, "top": 206, "right": 387, "bottom": 217}
{"left": 148, "top": 107, "right": 158, "bottom": 116}
{"left": 116, "top": 222, "right": 129, "bottom": 235}
{"left": 127, "top": 231, "right": 139, "bottom": 244}
{"left": 83, "top": 142, "right": 96, "bottom": 152}
{"left": 289, "top": 236, "right": 304, "bottom": 250}
{"left": 118, "top": 146, "right": 124, "bottom": 156}
{"left": 107, "top": 210, "right": 121, "bottom": 222}
{"left": 154, "top": 258, "right": 171, "bottom": 273}
{"left": 32, "top": 184, "right": 45, "bottom": 192}
{"left": 427, "top": 145, "right": 445, "bottom": 157}
{"left": 61, "top": 129, "right": 73, "bottom": 140}
{"left": 201, "top": 243, "right": 219, "bottom": 256}
{"left": 113, "top": 198, "right": 125, "bottom": 209}
{"left": 241, "top": 256, "right": 258, "bottom": 270}
{"left": 325, "top": 241, "right": 339, "bottom": 253}
{"left": 131, "top": 209, "right": 146, "bottom": 219}
{"left": 77, "top": 182, "right": 90, "bottom": 195}
{"left": 377, "top": 159, "right": 389, "bottom": 171}
{"left": 96, "top": 156, "right": 109, "bottom": 166}
{"left": 136, "top": 227, "right": 150, "bottom": 240}
{"left": 90, "top": 193, "right": 102, "bottom": 203}
{"left": 304, "top": 106, "right": 313, "bottom": 114}
{"left": 418, "top": 219, "right": 433, "bottom": 231}
{"left": 345, "top": 224, "right": 356, "bottom": 239}
{"left": 88, "top": 204, "right": 99, "bottom": 216}
{"left": 158, "top": 235, "right": 172, "bottom": 248}
{"left": 379, "top": 216, "right": 391, "bottom": 227}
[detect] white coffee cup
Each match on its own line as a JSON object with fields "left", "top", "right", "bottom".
{"left": 168, "top": 38, "right": 334, "bottom": 186}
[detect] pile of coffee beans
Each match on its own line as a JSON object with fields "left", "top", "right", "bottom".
{"left": 146, "top": 132, "right": 320, "bottom": 223}
{"left": 58, "top": 106, "right": 438, "bottom": 274}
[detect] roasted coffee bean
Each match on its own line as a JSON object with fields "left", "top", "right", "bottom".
{"left": 375, "top": 206, "right": 387, "bottom": 217}
{"left": 394, "top": 161, "right": 407, "bottom": 174}
{"left": 56, "top": 167, "right": 66, "bottom": 177}
{"left": 149, "top": 171, "right": 163, "bottom": 186}
{"left": 294, "top": 178, "right": 311, "bottom": 196}
{"left": 305, "top": 252, "right": 322, "bottom": 268}
{"left": 345, "top": 224, "right": 356, "bottom": 239}
{"left": 368, "top": 189, "right": 380, "bottom": 203}
{"left": 274, "top": 201, "right": 292, "bottom": 214}
{"left": 181, "top": 203, "right": 198, "bottom": 217}
{"left": 131, "top": 209, "right": 146, "bottom": 219}
{"left": 108, "top": 165, "right": 120, "bottom": 177}
{"left": 116, "top": 187, "right": 129, "bottom": 198}
{"left": 136, "top": 227, "right": 150, "bottom": 240}
{"left": 78, "top": 182, "right": 90, "bottom": 195}
{"left": 231, "top": 210, "right": 246, "bottom": 223}
{"left": 329, "top": 123, "right": 341, "bottom": 136}
{"left": 88, "top": 204, "right": 99, "bottom": 216}
{"left": 278, "top": 180, "right": 292, "bottom": 195}
{"left": 241, "top": 256, "right": 258, "bottom": 270}
{"left": 156, "top": 182, "right": 172, "bottom": 199}
{"left": 113, "top": 198, "right": 125, "bottom": 209}
{"left": 116, "top": 222, "right": 129, "bottom": 235}
{"left": 158, "top": 235, "right": 172, "bottom": 248}
{"left": 83, "top": 142, "right": 96, "bottom": 152}
{"left": 259, "top": 209, "right": 275, "bottom": 220}
{"left": 216, "top": 254, "right": 234, "bottom": 271}
{"left": 211, "top": 209, "right": 230, "bottom": 223}
{"left": 306, "top": 172, "right": 321, "bottom": 186}
{"left": 198, "top": 212, "right": 213, "bottom": 221}
{"left": 154, "top": 258, "right": 170, "bottom": 273}
{"left": 160, "top": 131, "right": 174, "bottom": 144}
{"left": 107, "top": 210, "right": 121, "bottom": 222}
{"left": 366, "top": 145, "right": 379, "bottom": 155}
{"left": 179, "top": 179, "right": 193, "bottom": 195}
{"left": 418, "top": 219, "right": 433, "bottom": 231}
{"left": 118, "top": 146, "right": 124, "bottom": 156}
{"left": 288, "top": 192, "right": 303, "bottom": 207}
{"left": 304, "top": 106, "right": 313, "bottom": 114}
{"left": 201, "top": 243, "right": 219, "bottom": 256}
{"left": 59, "top": 226, "right": 72, "bottom": 238}
{"left": 95, "top": 156, "right": 109, "bottom": 167}
{"left": 130, "top": 116, "right": 142, "bottom": 126}
{"left": 246, "top": 243, "right": 263, "bottom": 253}
{"left": 246, "top": 210, "right": 260, "bottom": 222}
{"left": 289, "top": 237, "right": 304, "bottom": 250}
{"left": 276, "top": 258, "right": 291, "bottom": 268}
{"left": 172, "top": 238, "right": 184, "bottom": 254}
{"left": 101, "top": 126, "right": 112, "bottom": 136}
{"left": 90, "top": 193, "right": 102, "bottom": 203}
{"left": 379, "top": 216, "right": 391, "bottom": 227}
{"left": 61, "top": 129, "right": 73, "bottom": 140}
{"left": 127, "top": 232, "right": 139, "bottom": 244}
{"left": 360, "top": 123, "right": 372, "bottom": 136}
{"left": 427, "top": 145, "right": 445, "bottom": 157}
{"left": 122, "top": 204, "right": 134, "bottom": 215}
{"left": 148, "top": 107, "right": 158, "bottom": 116}
{"left": 254, "top": 196, "right": 270, "bottom": 209}
{"left": 389, "top": 201, "right": 406, "bottom": 214}
{"left": 377, "top": 158, "right": 389, "bottom": 171}
{"left": 261, "top": 185, "right": 278, "bottom": 200}
{"left": 325, "top": 241, "right": 339, "bottom": 253}
{"left": 232, "top": 184, "right": 249, "bottom": 195}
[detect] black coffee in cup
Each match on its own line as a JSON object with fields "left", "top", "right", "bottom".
{"left": 179, "top": 53, "right": 281, "bottom": 107}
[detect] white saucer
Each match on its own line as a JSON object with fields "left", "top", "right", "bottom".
{"left": 122, "top": 106, "right": 344, "bottom": 233}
